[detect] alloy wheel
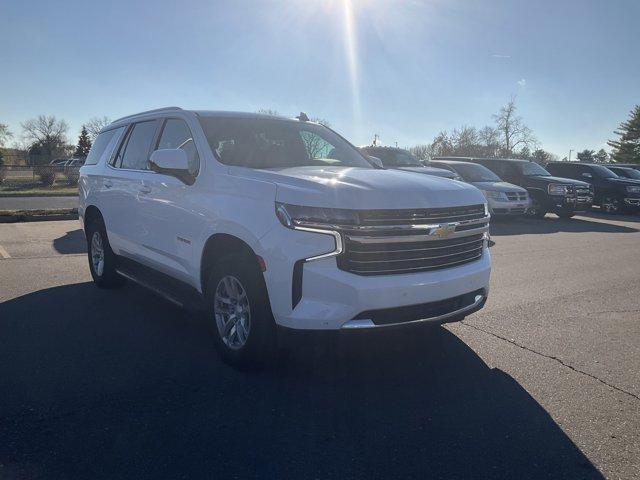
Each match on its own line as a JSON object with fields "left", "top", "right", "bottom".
{"left": 90, "top": 231, "right": 105, "bottom": 277}
{"left": 214, "top": 275, "right": 251, "bottom": 350}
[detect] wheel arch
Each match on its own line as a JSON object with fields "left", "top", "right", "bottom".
{"left": 200, "top": 233, "right": 264, "bottom": 294}
{"left": 83, "top": 205, "right": 103, "bottom": 237}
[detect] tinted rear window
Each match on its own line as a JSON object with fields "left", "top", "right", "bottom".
{"left": 84, "top": 128, "right": 122, "bottom": 165}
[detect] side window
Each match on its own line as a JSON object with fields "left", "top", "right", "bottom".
{"left": 115, "top": 121, "right": 157, "bottom": 170}
{"left": 300, "top": 130, "right": 334, "bottom": 160}
{"left": 156, "top": 119, "right": 200, "bottom": 175}
{"left": 84, "top": 127, "right": 124, "bottom": 165}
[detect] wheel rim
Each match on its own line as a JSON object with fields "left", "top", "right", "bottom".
{"left": 90, "top": 231, "right": 105, "bottom": 276}
{"left": 214, "top": 276, "right": 251, "bottom": 350}
{"left": 602, "top": 197, "right": 619, "bottom": 213}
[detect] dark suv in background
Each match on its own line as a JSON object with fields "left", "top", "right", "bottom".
{"left": 441, "top": 157, "right": 592, "bottom": 219}
{"left": 546, "top": 162, "right": 640, "bottom": 214}
{"left": 605, "top": 165, "right": 640, "bottom": 181}
{"left": 360, "top": 147, "right": 461, "bottom": 180}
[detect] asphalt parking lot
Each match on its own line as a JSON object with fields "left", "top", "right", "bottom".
{"left": 1, "top": 214, "right": 639, "bottom": 479}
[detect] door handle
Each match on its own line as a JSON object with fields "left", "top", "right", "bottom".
{"left": 139, "top": 185, "right": 152, "bottom": 194}
{"left": 104, "top": 180, "right": 113, "bottom": 189}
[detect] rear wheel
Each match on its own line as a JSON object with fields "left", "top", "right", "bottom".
{"left": 206, "top": 254, "right": 276, "bottom": 368}
{"left": 601, "top": 195, "right": 621, "bottom": 214}
{"left": 86, "top": 219, "right": 125, "bottom": 288}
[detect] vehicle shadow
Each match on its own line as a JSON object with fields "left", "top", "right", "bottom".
{"left": 0, "top": 283, "right": 603, "bottom": 480}
{"left": 490, "top": 215, "right": 638, "bottom": 236}
{"left": 579, "top": 209, "right": 640, "bottom": 223}
{"left": 52, "top": 229, "right": 86, "bottom": 254}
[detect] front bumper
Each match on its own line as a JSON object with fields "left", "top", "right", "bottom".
{"left": 487, "top": 198, "right": 530, "bottom": 216}
{"left": 267, "top": 246, "right": 491, "bottom": 330}
{"left": 547, "top": 194, "right": 593, "bottom": 212}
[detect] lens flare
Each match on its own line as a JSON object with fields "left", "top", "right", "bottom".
{"left": 342, "top": 0, "right": 362, "bottom": 132}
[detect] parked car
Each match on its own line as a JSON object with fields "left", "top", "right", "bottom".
{"left": 605, "top": 163, "right": 640, "bottom": 172}
{"left": 79, "top": 108, "right": 492, "bottom": 367}
{"left": 441, "top": 157, "right": 592, "bottom": 218}
{"left": 606, "top": 165, "right": 640, "bottom": 180}
{"left": 546, "top": 162, "right": 640, "bottom": 214}
{"left": 359, "top": 146, "right": 462, "bottom": 180}
{"left": 430, "top": 160, "right": 530, "bottom": 218}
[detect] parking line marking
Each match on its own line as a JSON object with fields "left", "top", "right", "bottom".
{"left": 0, "top": 244, "right": 11, "bottom": 259}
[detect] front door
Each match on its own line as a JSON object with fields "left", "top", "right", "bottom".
{"left": 136, "top": 118, "right": 203, "bottom": 286}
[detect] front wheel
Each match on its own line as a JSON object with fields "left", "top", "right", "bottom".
{"left": 601, "top": 195, "right": 621, "bottom": 214}
{"left": 556, "top": 209, "right": 575, "bottom": 219}
{"left": 206, "top": 254, "right": 276, "bottom": 368}
{"left": 526, "top": 199, "right": 547, "bottom": 219}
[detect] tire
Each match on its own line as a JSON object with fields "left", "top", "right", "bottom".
{"left": 601, "top": 195, "right": 621, "bottom": 214}
{"left": 206, "top": 253, "right": 276, "bottom": 368}
{"left": 557, "top": 209, "right": 575, "bottom": 219}
{"left": 526, "top": 199, "right": 547, "bottom": 219}
{"left": 86, "top": 218, "right": 125, "bottom": 288}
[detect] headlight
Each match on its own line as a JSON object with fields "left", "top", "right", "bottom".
{"left": 626, "top": 185, "right": 640, "bottom": 194}
{"left": 275, "top": 203, "right": 359, "bottom": 228}
{"left": 548, "top": 184, "right": 568, "bottom": 195}
{"left": 482, "top": 190, "right": 507, "bottom": 201}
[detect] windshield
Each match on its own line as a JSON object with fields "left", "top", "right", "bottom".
{"left": 521, "top": 162, "right": 551, "bottom": 176}
{"left": 364, "top": 149, "right": 422, "bottom": 167}
{"left": 590, "top": 165, "right": 618, "bottom": 178}
{"left": 199, "top": 117, "right": 372, "bottom": 169}
{"left": 448, "top": 163, "right": 501, "bottom": 182}
{"left": 612, "top": 167, "right": 640, "bottom": 179}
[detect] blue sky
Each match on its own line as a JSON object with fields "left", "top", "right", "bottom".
{"left": 2, "top": 0, "right": 639, "bottom": 157}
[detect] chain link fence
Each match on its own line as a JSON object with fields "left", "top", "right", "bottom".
{"left": 0, "top": 152, "right": 83, "bottom": 188}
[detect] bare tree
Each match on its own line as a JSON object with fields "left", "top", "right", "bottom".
{"left": 21, "top": 115, "right": 69, "bottom": 162}
{"left": 0, "top": 123, "right": 13, "bottom": 147}
{"left": 493, "top": 97, "right": 537, "bottom": 155}
{"left": 257, "top": 109, "right": 280, "bottom": 116}
{"left": 409, "top": 144, "right": 430, "bottom": 161}
{"left": 478, "top": 126, "right": 501, "bottom": 157}
{"left": 450, "top": 126, "right": 480, "bottom": 156}
{"left": 85, "top": 116, "right": 112, "bottom": 140}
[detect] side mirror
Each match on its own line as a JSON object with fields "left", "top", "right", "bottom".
{"left": 149, "top": 149, "right": 192, "bottom": 183}
{"left": 368, "top": 155, "right": 384, "bottom": 169}
{"left": 581, "top": 172, "right": 593, "bottom": 179}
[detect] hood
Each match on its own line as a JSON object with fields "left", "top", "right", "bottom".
{"left": 471, "top": 181, "right": 527, "bottom": 193}
{"left": 527, "top": 175, "right": 590, "bottom": 186}
{"left": 229, "top": 166, "right": 485, "bottom": 210}
{"left": 605, "top": 177, "right": 640, "bottom": 187}
{"left": 393, "top": 166, "right": 458, "bottom": 179}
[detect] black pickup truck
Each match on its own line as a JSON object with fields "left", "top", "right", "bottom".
{"left": 546, "top": 162, "right": 640, "bottom": 214}
{"left": 456, "top": 157, "right": 593, "bottom": 218}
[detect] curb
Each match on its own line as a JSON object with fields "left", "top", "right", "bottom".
{"left": 0, "top": 209, "right": 79, "bottom": 223}
{"left": 0, "top": 193, "right": 79, "bottom": 198}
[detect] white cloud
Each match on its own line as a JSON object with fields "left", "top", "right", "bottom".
{"left": 491, "top": 54, "right": 511, "bottom": 59}
{"left": 517, "top": 78, "right": 527, "bottom": 87}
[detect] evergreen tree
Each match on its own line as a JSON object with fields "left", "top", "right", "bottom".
{"left": 577, "top": 149, "right": 595, "bottom": 162}
{"left": 595, "top": 149, "right": 609, "bottom": 163}
{"left": 608, "top": 105, "right": 640, "bottom": 164}
{"left": 75, "top": 126, "right": 92, "bottom": 158}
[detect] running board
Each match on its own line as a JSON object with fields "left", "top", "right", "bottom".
{"left": 115, "top": 257, "right": 206, "bottom": 311}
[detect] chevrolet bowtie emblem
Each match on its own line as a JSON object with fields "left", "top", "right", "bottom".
{"left": 431, "top": 223, "right": 456, "bottom": 238}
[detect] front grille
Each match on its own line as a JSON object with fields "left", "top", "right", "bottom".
{"left": 336, "top": 204, "right": 489, "bottom": 276}
{"left": 505, "top": 191, "right": 528, "bottom": 201}
{"left": 357, "top": 204, "right": 486, "bottom": 226}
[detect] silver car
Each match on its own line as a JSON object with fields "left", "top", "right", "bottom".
{"left": 431, "top": 160, "right": 530, "bottom": 217}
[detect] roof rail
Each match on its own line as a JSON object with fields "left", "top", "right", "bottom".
{"left": 112, "top": 107, "right": 183, "bottom": 124}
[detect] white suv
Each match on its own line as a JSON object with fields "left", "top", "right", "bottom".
{"left": 79, "top": 107, "right": 491, "bottom": 366}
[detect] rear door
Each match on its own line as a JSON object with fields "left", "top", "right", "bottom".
{"left": 100, "top": 120, "right": 159, "bottom": 257}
